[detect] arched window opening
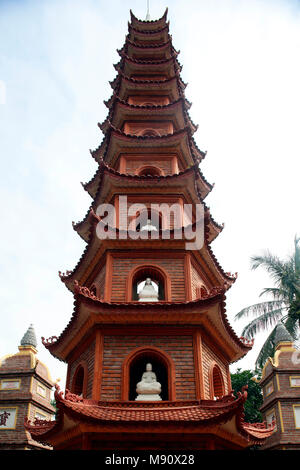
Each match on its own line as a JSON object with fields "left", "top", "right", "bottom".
{"left": 138, "top": 166, "right": 162, "bottom": 177}
{"left": 72, "top": 366, "right": 84, "bottom": 397}
{"left": 212, "top": 366, "right": 224, "bottom": 399}
{"left": 142, "top": 129, "right": 160, "bottom": 137}
{"left": 196, "top": 285, "right": 208, "bottom": 299}
{"left": 134, "top": 208, "right": 162, "bottom": 232}
{"left": 128, "top": 352, "right": 169, "bottom": 401}
{"left": 131, "top": 266, "right": 166, "bottom": 302}
{"left": 137, "top": 278, "right": 159, "bottom": 302}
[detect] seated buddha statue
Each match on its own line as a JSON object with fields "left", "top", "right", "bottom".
{"left": 138, "top": 278, "right": 159, "bottom": 302}
{"left": 135, "top": 363, "right": 162, "bottom": 401}
{"left": 140, "top": 219, "right": 158, "bottom": 232}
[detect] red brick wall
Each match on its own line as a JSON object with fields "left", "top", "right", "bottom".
{"left": 31, "top": 378, "right": 52, "bottom": 406}
{"left": 28, "top": 402, "right": 52, "bottom": 422}
{"left": 191, "top": 264, "right": 204, "bottom": 300}
{"left": 0, "top": 376, "right": 31, "bottom": 397}
{"left": 278, "top": 350, "right": 300, "bottom": 370}
{"left": 0, "top": 401, "right": 52, "bottom": 449}
{"left": 35, "top": 360, "right": 52, "bottom": 384}
{"left": 260, "top": 349, "right": 300, "bottom": 449}
{"left": 262, "top": 403, "right": 280, "bottom": 432}
{"left": 94, "top": 264, "right": 106, "bottom": 299}
{"left": 101, "top": 335, "right": 196, "bottom": 400}
{"left": 0, "top": 351, "right": 55, "bottom": 449}
{"left": 68, "top": 340, "right": 96, "bottom": 399}
{"left": 201, "top": 341, "right": 229, "bottom": 399}
{"left": 264, "top": 362, "right": 273, "bottom": 376}
{"left": 1, "top": 354, "right": 32, "bottom": 371}
{"left": 0, "top": 403, "right": 28, "bottom": 447}
{"left": 278, "top": 374, "right": 300, "bottom": 398}
{"left": 281, "top": 401, "right": 300, "bottom": 442}
{"left": 110, "top": 256, "right": 185, "bottom": 302}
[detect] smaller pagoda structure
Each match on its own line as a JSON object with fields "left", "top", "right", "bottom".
{"left": 0, "top": 325, "right": 55, "bottom": 450}
{"left": 259, "top": 324, "right": 300, "bottom": 450}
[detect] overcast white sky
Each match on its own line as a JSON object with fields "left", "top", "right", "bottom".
{"left": 0, "top": 0, "right": 299, "bottom": 390}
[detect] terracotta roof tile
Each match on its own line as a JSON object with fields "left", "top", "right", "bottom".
{"left": 24, "top": 386, "right": 275, "bottom": 445}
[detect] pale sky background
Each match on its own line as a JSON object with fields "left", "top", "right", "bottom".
{"left": 0, "top": 0, "right": 299, "bottom": 392}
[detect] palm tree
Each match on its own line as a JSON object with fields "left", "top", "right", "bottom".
{"left": 235, "top": 236, "right": 300, "bottom": 369}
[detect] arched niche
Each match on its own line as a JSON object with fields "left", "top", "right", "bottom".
{"left": 121, "top": 346, "right": 176, "bottom": 401}
{"left": 126, "top": 264, "right": 171, "bottom": 302}
{"left": 141, "top": 128, "right": 160, "bottom": 137}
{"left": 136, "top": 165, "right": 164, "bottom": 177}
{"left": 71, "top": 362, "right": 88, "bottom": 398}
{"left": 133, "top": 207, "right": 163, "bottom": 232}
{"left": 209, "top": 363, "right": 225, "bottom": 399}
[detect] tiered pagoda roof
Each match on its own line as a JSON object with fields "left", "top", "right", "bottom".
{"left": 41, "top": 285, "right": 252, "bottom": 364}
{"left": 25, "top": 384, "right": 274, "bottom": 448}
{"left": 24, "top": 8, "right": 273, "bottom": 450}
{"left": 100, "top": 98, "right": 198, "bottom": 135}
{"left": 49, "top": 5, "right": 241, "bottom": 346}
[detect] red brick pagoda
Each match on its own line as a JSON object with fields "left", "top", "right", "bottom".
{"left": 258, "top": 324, "right": 300, "bottom": 450}
{"left": 25, "top": 9, "right": 274, "bottom": 450}
{"left": 0, "top": 325, "right": 55, "bottom": 450}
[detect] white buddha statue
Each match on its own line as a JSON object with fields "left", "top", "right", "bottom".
{"left": 140, "top": 219, "right": 158, "bottom": 232}
{"left": 135, "top": 363, "right": 162, "bottom": 401}
{"left": 138, "top": 278, "right": 159, "bottom": 302}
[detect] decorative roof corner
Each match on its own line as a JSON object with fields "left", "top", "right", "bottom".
{"left": 41, "top": 336, "right": 58, "bottom": 349}
{"left": 239, "top": 336, "right": 254, "bottom": 348}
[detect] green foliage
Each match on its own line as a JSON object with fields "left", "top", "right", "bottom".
{"left": 235, "top": 236, "right": 300, "bottom": 368}
{"left": 50, "top": 398, "right": 57, "bottom": 419}
{"left": 230, "top": 369, "right": 263, "bottom": 423}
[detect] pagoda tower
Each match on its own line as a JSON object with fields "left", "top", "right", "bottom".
{"left": 0, "top": 325, "right": 55, "bottom": 450}
{"left": 25, "top": 9, "right": 274, "bottom": 450}
{"left": 258, "top": 324, "right": 300, "bottom": 450}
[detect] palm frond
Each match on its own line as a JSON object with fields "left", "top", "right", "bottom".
{"left": 259, "top": 287, "right": 282, "bottom": 299}
{"left": 234, "top": 300, "right": 284, "bottom": 320}
{"left": 251, "top": 253, "right": 287, "bottom": 281}
{"left": 251, "top": 252, "right": 299, "bottom": 300}
{"left": 255, "top": 327, "right": 278, "bottom": 369}
{"left": 235, "top": 237, "right": 300, "bottom": 368}
{"left": 241, "top": 309, "right": 285, "bottom": 338}
{"left": 294, "top": 235, "right": 300, "bottom": 273}
{"left": 284, "top": 316, "right": 299, "bottom": 340}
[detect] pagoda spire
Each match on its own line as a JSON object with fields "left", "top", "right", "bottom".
{"left": 19, "top": 323, "right": 37, "bottom": 353}
{"left": 145, "top": 0, "right": 151, "bottom": 21}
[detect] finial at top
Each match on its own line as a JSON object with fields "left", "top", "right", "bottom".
{"left": 274, "top": 322, "right": 293, "bottom": 347}
{"left": 145, "top": 0, "right": 150, "bottom": 21}
{"left": 20, "top": 323, "right": 37, "bottom": 349}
